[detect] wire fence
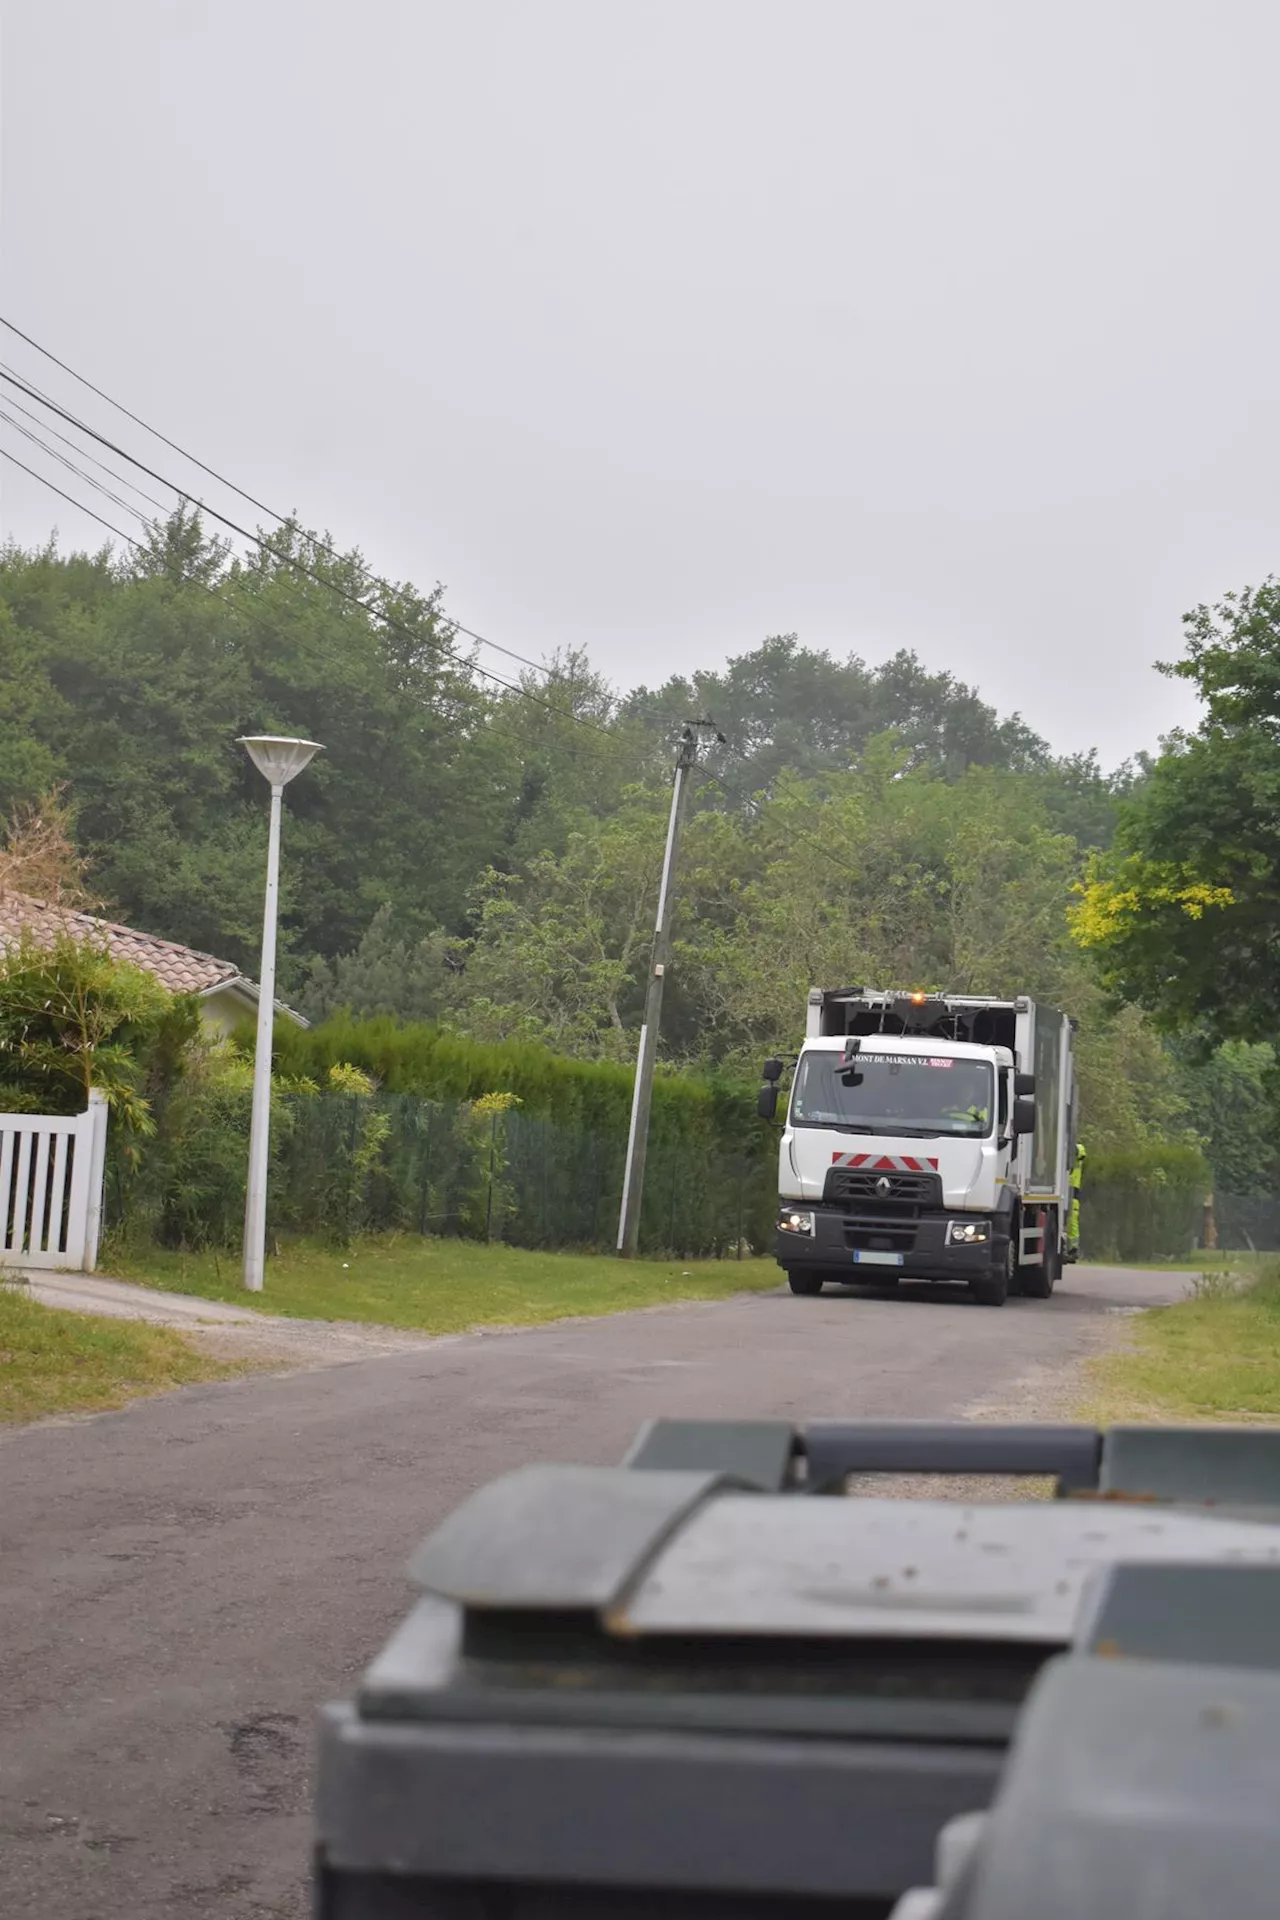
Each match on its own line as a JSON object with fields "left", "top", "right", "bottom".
{"left": 107, "top": 1090, "right": 776, "bottom": 1260}
{"left": 109, "top": 1085, "right": 1274, "bottom": 1268}
{"left": 1080, "top": 1174, "right": 1202, "bottom": 1265}
{"left": 1213, "top": 1193, "right": 1280, "bottom": 1255}
{"left": 1081, "top": 1178, "right": 1280, "bottom": 1264}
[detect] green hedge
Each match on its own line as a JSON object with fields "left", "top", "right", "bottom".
{"left": 107, "top": 1016, "right": 775, "bottom": 1258}
{"left": 1080, "top": 1143, "right": 1210, "bottom": 1264}
{"left": 265, "top": 1015, "right": 766, "bottom": 1154}
{"left": 108, "top": 1089, "right": 774, "bottom": 1259}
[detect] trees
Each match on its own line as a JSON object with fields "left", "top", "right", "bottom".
{"left": 481, "top": 651, "right": 651, "bottom": 871}
{"left": 0, "top": 524, "right": 1125, "bottom": 987}
{"left": 1172, "top": 1041, "right": 1280, "bottom": 1197}
{"left": 624, "top": 637, "right": 1127, "bottom": 855}
{"left": 1072, "top": 580, "right": 1280, "bottom": 1045}
{"left": 298, "top": 905, "right": 457, "bottom": 1026}
{"left": 434, "top": 751, "right": 1088, "bottom": 1073}
{"left": 422, "top": 734, "right": 1217, "bottom": 1180}
{"left": 3, "top": 508, "right": 1234, "bottom": 1179}
{"left": 0, "top": 513, "right": 506, "bottom": 977}
{"left": 0, "top": 785, "right": 92, "bottom": 906}
{"left": 673, "top": 759, "right": 1086, "bottom": 1070}
{"left": 449, "top": 798, "right": 679, "bottom": 1060}
{"left": 622, "top": 635, "right": 1089, "bottom": 806}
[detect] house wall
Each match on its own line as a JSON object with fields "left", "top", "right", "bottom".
{"left": 198, "top": 987, "right": 258, "bottom": 1039}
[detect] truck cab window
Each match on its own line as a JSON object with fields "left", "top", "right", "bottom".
{"left": 790, "top": 1053, "right": 994, "bottom": 1139}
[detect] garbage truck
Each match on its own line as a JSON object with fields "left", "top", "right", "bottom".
{"left": 758, "top": 988, "right": 1077, "bottom": 1305}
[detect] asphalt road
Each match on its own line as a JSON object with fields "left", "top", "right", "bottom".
{"left": 1, "top": 1264, "right": 1187, "bottom": 1919}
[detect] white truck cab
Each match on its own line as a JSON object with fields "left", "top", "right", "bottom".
{"left": 762, "top": 989, "right": 1076, "bottom": 1307}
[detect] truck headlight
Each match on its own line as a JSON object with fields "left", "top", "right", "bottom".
{"left": 778, "top": 1209, "right": 815, "bottom": 1236}
{"left": 947, "top": 1220, "right": 991, "bottom": 1245}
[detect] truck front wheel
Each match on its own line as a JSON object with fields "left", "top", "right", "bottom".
{"left": 787, "top": 1269, "right": 825, "bottom": 1296}
{"left": 970, "top": 1233, "right": 1015, "bottom": 1307}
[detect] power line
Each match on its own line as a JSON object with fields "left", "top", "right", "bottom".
{"left": 0, "top": 313, "right": 284, "bottom": 523}
{"left": 0, "top": 361, "right": 596, "bottom": 718}
{"left": 0, "top": 362, "right": 615, "bottom": 732}
{"left": 0, "top": 445, "right": 142, "bottom": 550}
{"left": 1, "top": 320, "right": 846, "bottom": 798}
{"left": 0, "top": 431, "right": 615, "bottom": 760}
{"left": 0, "top": 372, "right": 175, "bottom": 515}
{"left": 2, "top": 417, "right": 872, "bottom": 876}
{"left": 2, "top": 434, "right": 625, "bottom": 876}
{"left": 0, "top": 319, "right": 876, "bottom": 801}
{"left": 0, "top": 408, "right": 157, "bottom": 526}
{"left": 0, "top": 314, "right": 557, "bottom": 683}
{"left": 4, "top": 426, "right": 859, "bottom": 907}
{"left": 0, "top": 439, "right": 537, "bottom": 711}
{"left": 0, "top": 319, "right": 665, "bottom": 764}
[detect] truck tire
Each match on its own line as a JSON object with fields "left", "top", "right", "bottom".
{"left": 787, "top": 1269, "right": 825, "bottom": 1296}
{"left": 970, "top": 1233, "right": 1014, "bottom": 1307}
{"left": 1022, "top": 1222, "right": 1061, "bottom": 1299}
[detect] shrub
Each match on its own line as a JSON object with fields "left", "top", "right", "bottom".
{"left": 1081, "top": 1142, "right": 1210, "bottom": 1263}
{"left": 0, "top": 929, "right": 184, "bottom": 1143}
{"left": 264, "top": 1013, "right": 763, "bottom": 1147}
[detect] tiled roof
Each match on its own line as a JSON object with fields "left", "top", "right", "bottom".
{"left": 0, "top": 891, "right": 244, "bottom": 997}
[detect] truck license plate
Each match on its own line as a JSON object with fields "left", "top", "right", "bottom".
{"left": 853, "top": 1250, "right": 904, "bottom": 1267}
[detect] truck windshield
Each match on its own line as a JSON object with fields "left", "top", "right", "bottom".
{"left": 790, "top": 1052, "right": 995, "bottom": 1139}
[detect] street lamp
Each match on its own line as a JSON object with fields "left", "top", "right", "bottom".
{"left": 239, "top": 735, "right": 323, "bottom": 1291}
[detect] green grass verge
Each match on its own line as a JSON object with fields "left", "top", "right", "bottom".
{"left": 1083, "top": 1261, "right": 1280, "bottom": 1425}
{"left": 0, "top": 1282, "right": 241, "bottom": 1425}
{"left": 104, "top": 1235, "right": 781, "bottom": 1333}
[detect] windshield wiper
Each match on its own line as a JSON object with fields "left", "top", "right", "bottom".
{"left": 793, "top": 1122, "right": 941, "bottom": 1138}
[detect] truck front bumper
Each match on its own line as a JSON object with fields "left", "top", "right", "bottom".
{"left": 774, "top": 1205, "right": 1006, "bottom": 1282}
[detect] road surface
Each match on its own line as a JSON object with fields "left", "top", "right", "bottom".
{"left": 1, "top": 1265, "right": 1186, "bottom": 1918}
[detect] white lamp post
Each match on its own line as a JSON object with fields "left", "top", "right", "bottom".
{"left": 239, "top": 735, "right": 323, "bottom": 1291}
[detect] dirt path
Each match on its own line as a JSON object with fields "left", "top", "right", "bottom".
{"left": 18, "top": 1271, "right": 445, "bottom": 1370}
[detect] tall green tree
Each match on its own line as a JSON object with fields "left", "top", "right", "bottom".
{"left": 1073, "top": 580, "right": 1280, "bottom": 1044}
{"left": 298, "top": 904, "right": 458, "bottom": 1025}
{"left": 625, "top": 635, "right": 1126, "bottom": 845}
{"left": 481, "top": 651, "right": 651, "bottom": 872}
{"left": 625, "top": 635, "right": 1057, "bottom": 795}
{"left": 1171, "top": 1040, "right": 1280, "bottom": 1197}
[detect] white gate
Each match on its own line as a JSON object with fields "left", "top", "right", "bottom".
{"left": 0, "top": 1091, "right": 108, "bottom": 1273}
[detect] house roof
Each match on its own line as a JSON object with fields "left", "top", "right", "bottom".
{"left": 0, "top": 892, "right": 307, "bottom": 1024}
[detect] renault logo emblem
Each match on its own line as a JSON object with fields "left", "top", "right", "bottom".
{"left": 875, "top": 1176, "right": 893, "bottom": 1196}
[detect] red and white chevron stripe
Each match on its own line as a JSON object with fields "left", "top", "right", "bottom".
{"left": 831, "top": 1152, "right": 940, "bottom": 1171}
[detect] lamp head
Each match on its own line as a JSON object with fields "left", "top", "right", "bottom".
{"left": 239, "top": 736, "right": 323, "bottom": 788}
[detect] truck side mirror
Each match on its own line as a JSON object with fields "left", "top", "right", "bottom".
{"left": 757, "top": 1084, "right": 779, "bottom": 1121}
{"left": 1014, "top": 1072, "right": 1036, "bottom": 1097}
{"left": 761, "top": 1057, "right": 785, "bottom": 1083}
{"left": 1012, "top": 1095, "right": 1036, "bottom": 1136}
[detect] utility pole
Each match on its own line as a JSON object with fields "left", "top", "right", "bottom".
{"left": 617, "top": 721, "right": 720, "bottom": 1258}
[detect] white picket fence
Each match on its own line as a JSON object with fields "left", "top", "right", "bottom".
{"left": 0, "top": 1092, "right": 108, "bottom": 1273}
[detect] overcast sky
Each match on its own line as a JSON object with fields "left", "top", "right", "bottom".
{"left": 4, "top": 1, "right": 1278, "bottom": 764}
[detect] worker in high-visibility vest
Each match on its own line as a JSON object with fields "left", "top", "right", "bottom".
{"left": 1066, "top": 1141, "right": 1086, "bottom": 1262}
